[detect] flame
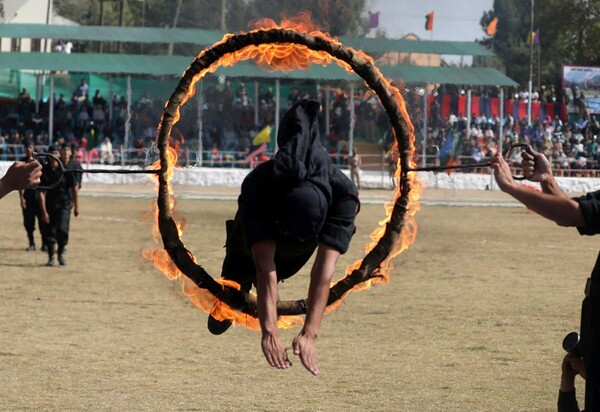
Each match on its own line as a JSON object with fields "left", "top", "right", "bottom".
{"left": 145, "top": 13, "right": 422, "bottom": 330}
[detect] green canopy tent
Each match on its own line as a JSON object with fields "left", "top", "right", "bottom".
{"left": 0, "top": 24, "right": 517, "bottom": 161}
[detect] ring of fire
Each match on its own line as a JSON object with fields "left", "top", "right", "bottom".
{"left": 148, "top": 16, "right": 422, "bottom": 331}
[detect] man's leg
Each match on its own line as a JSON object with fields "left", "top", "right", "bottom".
{"left": 44, "top": 209, "right": 58, "bottom": 267}
{"left": 56, "top": 206, "right": 71, "bottom": 266}
{"left": 23, "top": 205, "right": 35, "bottom": 250}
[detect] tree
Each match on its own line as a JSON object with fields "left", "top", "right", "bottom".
{"left": 243, "top": 0, "right": 369, "bottom": 36}
{"left": 478, "top": 0, "right": 600, "bottom": 91}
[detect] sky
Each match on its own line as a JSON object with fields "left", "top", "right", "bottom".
{"left": 369, "top": 0, "right": 495, "bottom": 42}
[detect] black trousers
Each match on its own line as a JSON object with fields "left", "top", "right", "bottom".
{"left": 42, "top": 205, "right": 71, "bottom": 255}
{"left": 21, "top": 199, "right": 42, "bottom": 245}
{"left": 221, "top": 218, "right": 316, "bottom": 292}
{"left": 582, "top": 252, "right": 600, "bottom": 411}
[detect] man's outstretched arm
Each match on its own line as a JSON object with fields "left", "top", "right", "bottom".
{"left": 293, "top": 243, "right": 340, "bottom": 376}
{"left": 252, "top": 239, "right": 292, "bottom": 371}
{"left": 491, "top": 153, "right": 585, "bottom": 228}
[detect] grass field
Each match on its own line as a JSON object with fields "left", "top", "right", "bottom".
{"left": 0, "top": 184, "right": 595, "bottom": 411}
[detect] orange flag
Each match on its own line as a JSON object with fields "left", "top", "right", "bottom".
{"left": 486, "top": 17, "right": 498, "bottom": 36}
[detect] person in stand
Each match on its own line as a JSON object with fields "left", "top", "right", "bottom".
{"left": 349, "top": 149, "right": 362, "bottom": 190}
{"left": 18, "top": 141, "right": 45, "bottom": 251}
{"left": 0, "top": 161, "right": 42, "bottom": 200}
{"left": 39, "top": 146, "right": 79, "bottom": 267}
{"left": 208, "top": 100, "right": 359, "bottom": 376}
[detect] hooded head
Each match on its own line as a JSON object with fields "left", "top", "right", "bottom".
{"left": 273, "top": 100, "right": 332, "bottom": 239}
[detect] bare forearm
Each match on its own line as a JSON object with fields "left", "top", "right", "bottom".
{"left": 257, "top": 268, "right": 279, "bottom": 334}
{"left": 303, "top": 245, "right": 338, "bottom": 336}
{"left": 39, "top": 192, "right": 47, "bottom": 215}
{"left": 505, "top": 183, "right": 584, "bottom": 227}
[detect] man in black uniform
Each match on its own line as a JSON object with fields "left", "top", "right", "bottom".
{"left": 208, "top": 100, "right": 359, "bottom": 376}
{"left": 18, "top": 141, "right": 44, "bottom": 251}
{"left": 39, "top": 145, "right": 79, "bottom": 267}
{"left": 492, "top": 149, "right": 600, "bottom": 411}
{"left": 62, "top": 144, "right": 83, "bottom": 190}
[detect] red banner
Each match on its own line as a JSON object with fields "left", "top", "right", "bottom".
{"left": 532, "top": 102, "right": 540, "bottom": 120}
{"left": 491, "top": 98, "right": 499, "bottom": 117}
{"left": 441, "top": 94, "right": 451, "bottom": 119}
{"left": 506, "top": 99, "right": 514, "bottom": 118}
{"left": 427, "top": 94, "right": 435, "bottom": 117}
{"left": 471, "top": 96, "right": 480, "bottom": 117}
{"left": 518, "top": 101, "right": 527, "bottom": 119}
{"left": 546, "top": 103, "right": 555, "bottom": 119}
{"left": 458, "top": 95, "right": 467, "bottom": 117}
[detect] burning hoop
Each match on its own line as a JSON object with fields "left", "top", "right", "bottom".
{"left": 149, "top": 16, "right": 422, "bottom": 330}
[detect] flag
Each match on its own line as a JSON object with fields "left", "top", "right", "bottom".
{"left": 425, "top": 11, "right": 434, "bottom": 31}
{"left": 486, "top": 17, "right": 498, "bottom": 36}
{"left": 533, "top": 28, "right": 540, "bottom": 45}
{"left": 369, "top": 12, "right": 380, "bottom": 29}
{"left": 527, "top": 29, "right": 540, "bottom": 45}
{"left": 245, "top": 143, "right": 267, "bottom": 164}
{"left": 252, "top": 125, "right": 271, "bottom": 145}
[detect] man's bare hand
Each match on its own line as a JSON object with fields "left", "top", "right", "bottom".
{"left": 3, "top": 161, "right": 42, "bottom": 192}
{"left": 261, "top": 332, "right": 291, "bottom": 371}
{"left": 521, "top": 148, "right": 552, "bottom": 182}
{"left": 490, "top": 153, "right": 515, "bottom": 192}
{"left": 292, "top": 331, "right": 319, "bottom": 376}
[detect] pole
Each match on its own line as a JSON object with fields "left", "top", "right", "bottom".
{"left": 124, "top": 75, "right": 131, "bottom": 163}
{"left": 43, "top": 0, "right": 52, "bottom": 53}
{"left": 527, "top": 0, "right": 534, "bottom": 126}
{"left": 197, "top": 80, "right": 204, "bottom": 166}
{"left": 168, "top": 0, "right": 183, "bottom": 56}
{"left": 220, "top": 0, "right": 227, "bottom": 32}
{"left": 467, "top": 89, "right": 472, "bottom": 132}
{"left": 275, "top": 79, "right": 280, "bottom": 152}
{"left": 349, "top": 86, "right": 355, "bottom": 157}
{"left": 49, "top": 72, "right": 54, "bottom": 145}
{"left": 422, "top": 87, "right": 428, "bottom": 167}
{"left": 99, "top": 0, "right": 104, "bottom": 53}
{"left": 499, "top": 88, "right": 505, "bottom": 153}
{"left": 35, "top": 73, "right": 40, "bottom": 114}
{"left": 108, "top": 76, "right": 114, "bottom": 124}
{"left": 140, "top": 0, "right": 146, "bottom": 53}
{"left": 118, "top": 0, "right": 125, "bottom": 54}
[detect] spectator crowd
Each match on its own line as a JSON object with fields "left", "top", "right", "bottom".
{"left": 0, "top": 77, "right": 598, "bottom": 176}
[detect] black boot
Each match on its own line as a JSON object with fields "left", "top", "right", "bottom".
{"left": 26, "top": 233, "right": 35, "bottom": 251}
{"left": 46, "top": 244, "right": 55, "bottom": 267}
{"left": 207, "top": 315, "right": 233, "bottom": 335}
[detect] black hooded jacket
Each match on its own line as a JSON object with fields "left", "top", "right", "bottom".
{"left": 235, "top": 100, "right": 358, "bottom": 265}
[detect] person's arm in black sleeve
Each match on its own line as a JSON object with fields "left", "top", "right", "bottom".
{"left": 574, "top": 190, "right": 600, "bottom": 235}
{"left": 319, "top": 171, "right": 359, "bottom": 254}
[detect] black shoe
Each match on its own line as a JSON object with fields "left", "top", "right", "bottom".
{"left": 46, "top": 258, "right": 54, "bottom": 267}
{"left": 26, "top": 244, "right": 36, "bottom": 251}
{"left": 58, "top": 255, "right": 67, "bottom": 266}
{"left": 207, "top": 315, "right": 232, "bottom": 335}
{"left": 41, "top": 244, "right": 47, "bottom": 252}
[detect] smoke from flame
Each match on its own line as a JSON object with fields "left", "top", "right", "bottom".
{"left": 144, "top": 13, "right": 422, "bottom": 330}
